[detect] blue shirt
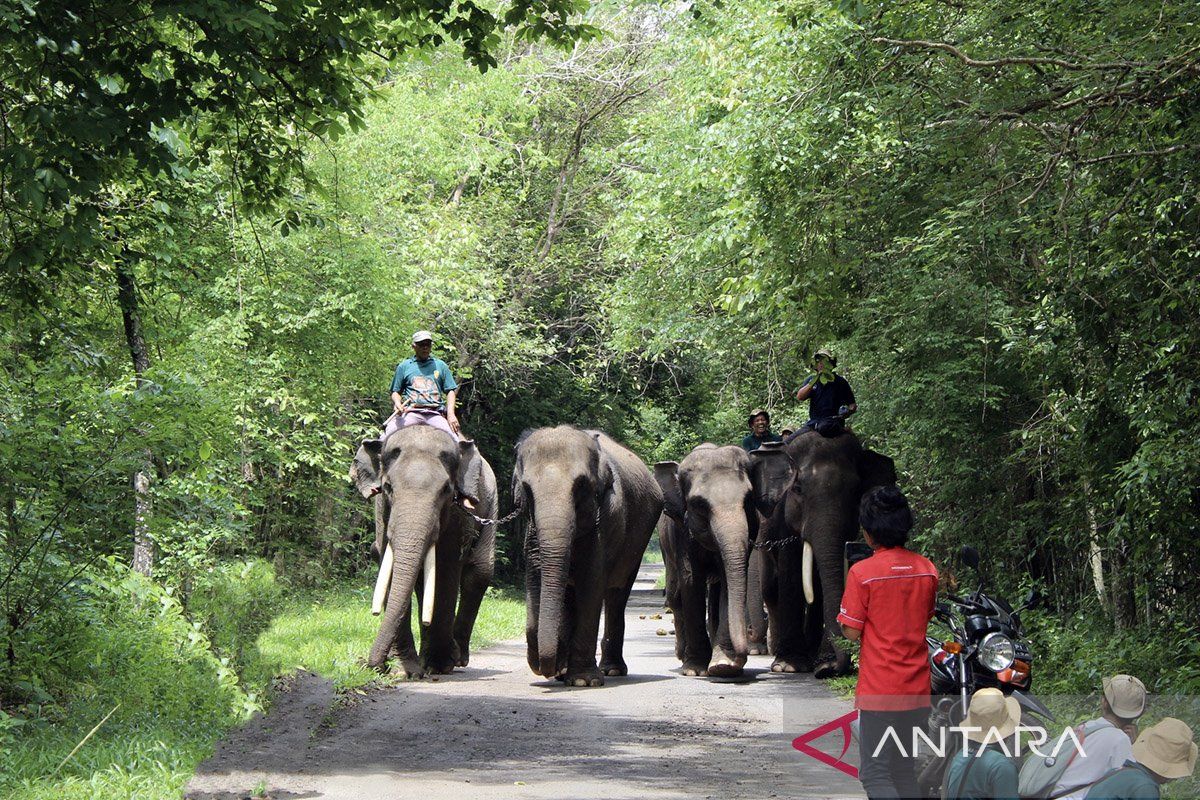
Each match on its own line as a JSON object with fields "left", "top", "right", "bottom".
{"left": 390, "top": 357, "right": 457, "bottom": 411}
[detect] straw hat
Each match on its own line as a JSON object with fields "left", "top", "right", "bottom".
{"left": 1103, "top": 674, "right": 1147, "bottom": 719}
{"left": 1133, "top": 718, "right": 1197, "bottom": 780}
{"left": 962, "top": 688, "right": 1022, "bottom": 743}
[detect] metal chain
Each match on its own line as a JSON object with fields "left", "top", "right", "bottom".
{"left": 753, "top": 534, "right": 804, "bottom": 550}
{"left": 454, "top": 501, "right": 524, "bottom": 528}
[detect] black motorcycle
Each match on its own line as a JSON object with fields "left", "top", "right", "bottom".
{"left": 916, "top": 545, "right": 1054, "bottom": 795}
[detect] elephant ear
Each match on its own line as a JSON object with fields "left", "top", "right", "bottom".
{"left": 749, "top": 443, "right": 794, "bottom": 516}
{"left": 455, "top": 439, "right": 482, "bottom": 506}
{"left": 591, "top": 432, "right": 616, "bottom": 498}
{"left": 858, "top": 448, "right": 897, "bottom": 493}
{"left": 351, "top": 438, "right": 384, "bottom": 499}
{"left": 653, "top": 461, "right": 684, "bottom": 523}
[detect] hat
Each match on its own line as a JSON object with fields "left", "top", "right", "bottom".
{"left": 1133, "top": 718, "right": 1197, "bottom": 780}
{"left": 1103, "top": 674, "right": 1148, "bottom": 719}
{"left": 962, "top": 688, "right": 1021, "bottom": 743}
{"left": 813, "top": 347, "right": 837, "bottom": 367}
{"left": 411, "top": 330, "right": 434, "bottom": 344}
{"left": 748, "top": 408, "right": 770, "bottom": 426}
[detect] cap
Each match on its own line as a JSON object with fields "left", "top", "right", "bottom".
{"left": 813, "top": 347, "right": 837, "bottom": 366}
{"left": 747, "top": 408, "right": 770, "bottom": 426}
{"left": 1103, "top": 674, "right": 1147, "bottom": 719}
{"left": 411, "top": 330, "right": 434, "bottom": 344}
{"left": 1133, "top": 718, "right": 1197, "bottom": 779}
{"left": 962, "top": 688, "right": 1021, "bottom": 743}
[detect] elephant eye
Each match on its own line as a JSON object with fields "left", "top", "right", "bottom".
{"left": 382, "top": 481, "right": 393, "bottom": 495}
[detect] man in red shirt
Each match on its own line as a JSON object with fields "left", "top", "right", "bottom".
{"left": 838, "top": 485, "right": 938, "bottom": 799}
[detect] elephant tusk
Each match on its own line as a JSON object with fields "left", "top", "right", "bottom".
{"left": 371, "top": 544, "right": 393, "bottom": 616}
{"left": 802, "top": 541, "right": 815, "bottom": 605}
{"left": 421, "top": 545, "right": 436, "bottom": 626}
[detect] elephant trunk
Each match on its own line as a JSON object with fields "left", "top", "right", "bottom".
{"left": 534, "top": 507, "right": 575, "bottom": 679}
{"left": 712, "top": 508, "right": 750, "bottom": 656}
{"left": 367, "top": 510, "right": 438, "bottom": 670}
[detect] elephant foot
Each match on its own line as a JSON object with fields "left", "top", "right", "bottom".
{"left": 770, "top": 656, "right": 813, "bottom": 674}
{"left": 452, "top": 640, "right": 470, "bottom": 668}
{"left": 599, "top": 659, "right": 627, "bottom": 677}
{"left": 747, "top": 641, "right": 769, "bottom": 656}
{"left": 564, "top": 667, "right": 605, "bottom": 687}
{"left": 707, "top": 651, "right": 746, "bottom": 678}
{"left": 680, "top": 661, "right": 709, "bottom": 677}
{"left": 813, "top": 656, "right": 851, "bottom": 680}
{"left": 397, "top": 657, "right": 427, "bottom": 679}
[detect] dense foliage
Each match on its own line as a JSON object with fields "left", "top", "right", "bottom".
{"left": 2, "top": 0, "right": 1198, "bottom": 793}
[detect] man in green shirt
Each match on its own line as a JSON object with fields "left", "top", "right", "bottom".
{"left": 741, "top": 409, "right": 782, "bottom": 452}
{"left": 1085, "top": 718, "right": 1196, "bottom": 800}
{"left": 384, "top": 330, "right": 461, "bottom": 440}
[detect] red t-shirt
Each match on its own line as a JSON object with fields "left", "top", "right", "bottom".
{"left": 837, "top": 546, "right": 938, "bottom": 711}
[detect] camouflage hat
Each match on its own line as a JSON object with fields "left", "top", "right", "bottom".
{"left": 813, "top": 347, "right": 837, "bottom": 366}
{"left": 747, "top": 408, "right": 770, "bottom": 427}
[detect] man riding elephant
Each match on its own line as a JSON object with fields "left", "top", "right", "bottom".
{"left": 794, "top": 347, "right": 857, "bottom": 436}
{"left": 385, "top": 330, "right": 461, "bottom": 441}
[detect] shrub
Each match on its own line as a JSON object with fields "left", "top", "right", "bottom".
{"left": 188, "top": 559, "right": 284, "bottom": 683}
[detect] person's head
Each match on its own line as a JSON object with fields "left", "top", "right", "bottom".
{"left": 1101, "top": 674, "right": 1148, "bottom": 726}
{"left": 748, "top": 409, "right": 770, "bottom": 437}
{"left": 780, "top": 426, "right": 794, "bottom": 438}
{"left": 962, "top": 688, "right": 1021, "bottom": 746}
{"left": 1132, "top": 718, "right": 1196, "bottom": 783}
{"left": 411, "top": 330, "right": 434, "bottom": 360}
{"left": 858, "top": 485, "right": 913, "bottom": 548}
{"left": 813, "top": 347, "right": 837, "bottom": 373}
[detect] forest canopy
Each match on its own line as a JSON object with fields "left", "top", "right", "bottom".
{"left": 2, "top": 0, "right": 1199, "bottom": 791}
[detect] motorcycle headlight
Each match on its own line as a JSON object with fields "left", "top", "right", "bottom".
{"left": 978, "top": 632, "right": 1015, "bottom": 672}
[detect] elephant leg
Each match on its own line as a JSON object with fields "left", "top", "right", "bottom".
{"left": 813, "top": 544, "right": 852, "bottom": 679}
{"left": 763, "top": 552, "right": 779, "bottom": 657}
{"left": 677, "top": 564, "right": 712, "bottom": 676}
{"left": 745, "top": 547, "right": 768, "bottom": 655}
{"left": 771, "top": 546, "right": 814, "bottom": 674}
{"left": 564, "top": 537, "right": 605, "bottom": 687}
{"left": 421, "top": 540, "right": 464, "bottom": 675}
{"left": 600, "top": 555, "right": 642, "bottom": 676}
{"left": 708, "top": 577, "right": 746, "bottom": 677}
{"left": 452, "top": 557, "right": 492, "bottom": 668}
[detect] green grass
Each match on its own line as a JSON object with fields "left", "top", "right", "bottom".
{"left": 255, "top": 583, "right": 526, "bottom": 689}
{"left": 2, "top": 579, "right": 526, "bottom": 800}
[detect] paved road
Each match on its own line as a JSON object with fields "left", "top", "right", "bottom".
{"left": 186, "top": 563, "right": 863, "bottom": 800}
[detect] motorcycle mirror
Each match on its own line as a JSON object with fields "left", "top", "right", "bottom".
{"left": 959, "top": 545, "right": 981, "bottom": 571}
{"left": 1022, "top": 589, "right": 1041, "bottom": 611}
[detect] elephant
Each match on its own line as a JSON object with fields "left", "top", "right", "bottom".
{"left": 654, "top": 444, "right": 783, "bottom": 677}
{"left": 513, "top": 425, "right": 663, "bottom": 687}
{"left": 750, "top": 431, "right": 896, "bottom": 678}
{"left": 350, "top": 424, "right": 496, "bottom": 676}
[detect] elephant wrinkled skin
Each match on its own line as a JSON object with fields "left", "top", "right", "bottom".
{"left": 351, "top": 425, "right": 497, "bottom": 677}
{"left": 655, "top": 444, "right": 780, "bottom": 677}
{"left": 514, "top": 425, "right": 663, "bottom": 687}
{"left": 751, "top": 432, "right": 896, "bottom": 678}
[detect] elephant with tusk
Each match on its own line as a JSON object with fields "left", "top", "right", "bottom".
{"left": 750, "top": 433, "right": 897, "bottom": 678}
{"left": 350, "top": 424, "right": 496, "bottom": 676}
{"left": 654, "top": 444, "right": 785, "bottom": 677}
{"left": 514, "top": 425, "right": 663, "bottom": 687}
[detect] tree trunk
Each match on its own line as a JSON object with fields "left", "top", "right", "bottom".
{"left": 116, "top": 258, "right": 155, "bottom": 577}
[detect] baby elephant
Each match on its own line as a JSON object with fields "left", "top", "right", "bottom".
{"left": 655, "top": 444, "right": 779, "bottom": 677}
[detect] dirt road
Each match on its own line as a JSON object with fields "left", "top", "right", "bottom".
{"left": 186, "top": 564, "right": 863, "bottom": 800}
